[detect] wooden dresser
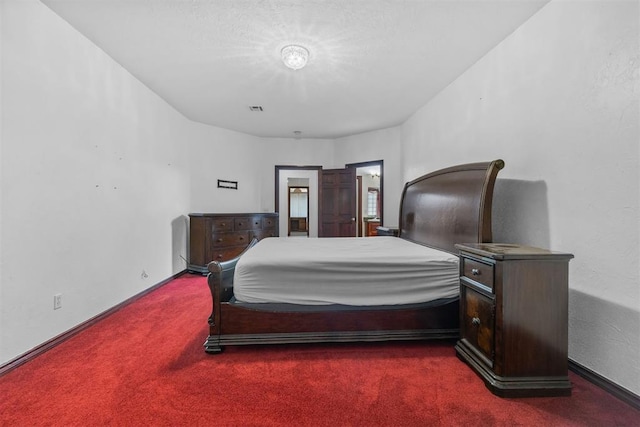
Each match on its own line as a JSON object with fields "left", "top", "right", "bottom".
{"left": 188, "top": 213, "right": 278, "bottom": 274}
{"left": 454, "top": 243, "right": 574, "bottom": 397}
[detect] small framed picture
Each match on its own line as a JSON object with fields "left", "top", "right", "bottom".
{"left": 217, "top": 179, "right": 238, "bottom": 190}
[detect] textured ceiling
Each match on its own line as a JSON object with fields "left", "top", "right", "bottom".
{"left": 41, "top": 0, "right": 550, "bottom": 139}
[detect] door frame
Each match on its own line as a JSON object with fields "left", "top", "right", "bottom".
{"left": 275, "top": 165, "right": 322, "bottom": 237}
{"left": 347, "top": 160, "right": 384, "bottom": 227}
{"left": 356, "top": 176, "right": 363, "bottom": 237}
{"left": 288, "top": 186, "right": 310, "bottom": 236}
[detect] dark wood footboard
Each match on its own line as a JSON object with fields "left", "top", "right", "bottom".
{"left": 214, "top": 300, "right": 459, "bottom": 349}
{"left": 205, "top": 238, "right": 258, "bottom": 353}
{"left": 204, "top": 237, "right": 460, "bottom": 354}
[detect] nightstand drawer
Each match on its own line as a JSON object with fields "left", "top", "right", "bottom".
{"left": 461, "top": 284, "right": 495, "bottom": 366}
{"left": 461, "top": 257, "right": 494, "bottom": 290}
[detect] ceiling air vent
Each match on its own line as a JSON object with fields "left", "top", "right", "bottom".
{"left": 249, "top": 106, "right": 264, "bottom": 112}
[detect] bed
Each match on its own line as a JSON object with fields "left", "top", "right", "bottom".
{"left": 204, "top": 159, "right": 505, "bottom": 354}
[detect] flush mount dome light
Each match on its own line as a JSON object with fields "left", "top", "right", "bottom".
{"left": 281, "top": 45, "right": 309, "bottom": 70}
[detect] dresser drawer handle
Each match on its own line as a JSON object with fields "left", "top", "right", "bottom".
{"left": 216, "top": 238, "right": 223, "bottom": 243}
{"left": 471, "top": 268, "right": 480, "bottom": 276}
{"left": 239, "top": 236, "right": 244, "bottom": 241}
{"left": 472, "top": 317, "right": 481, "bottom": 326}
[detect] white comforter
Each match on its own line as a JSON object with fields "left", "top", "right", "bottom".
{"left": 233, "top": 237, "right": 459, "bottom": 306}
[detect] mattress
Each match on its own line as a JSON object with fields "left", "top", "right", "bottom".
{"left": 233, "top": 236, "right": 460, "bottom": 306}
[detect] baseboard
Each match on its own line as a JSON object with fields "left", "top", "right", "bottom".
{"left": 0, "top": 270, "right": 188, "bottom": 377}
{"left": 569, "top": 359, "right": 640, "bottom": 410}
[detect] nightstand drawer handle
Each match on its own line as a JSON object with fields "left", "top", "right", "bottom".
{"left": 471, "top": 268, "right": 480, "bottom": 276}
{"left": 472, "top": 317, "right": 481, "bottom": 326}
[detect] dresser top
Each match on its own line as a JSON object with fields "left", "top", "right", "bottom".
{"left": 455, "top": 243, "right": 574, "bottom": 261}
{"left": 189, "top": 212, "right": 278, "bottom": 217}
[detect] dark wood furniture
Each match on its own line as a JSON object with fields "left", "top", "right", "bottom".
{"left": 364, "top": 219, "right": 380, "bottom": 236}
{"left": 376, "top": 226, "right": 399, "bottom": 237}
{"left": 204, "top": 160, "right": 504, "bottom": 354}
{"left": 454, "top": 243, "right": 574, "bottom": 397}
{"left": 289, "top": 217, "right": 307, "bottom": 233}
{"left": 188, "top": 213, "right": 278, "bottom": 274}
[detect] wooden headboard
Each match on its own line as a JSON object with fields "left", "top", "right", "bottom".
{"left": 398, "top": 159, "right": 505, "bottom": 254}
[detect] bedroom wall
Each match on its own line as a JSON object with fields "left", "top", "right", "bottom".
{"left": 189, "top": 134, "right": 335, "bottom": 216}
{"left": 333, "top": 127, "right": 404, "bottom": 228}
{"left": 0, "top": 0, "right": 191, "bottom": 364}
{"left": 0, "top": 0, "right": 5, "bottom": 357}
{"left": 400, "top": 0, "right": 639, "bottom": 395}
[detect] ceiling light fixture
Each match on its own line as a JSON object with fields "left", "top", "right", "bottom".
{"left": 281, "top": 45, "right": 309, "bottom": 70}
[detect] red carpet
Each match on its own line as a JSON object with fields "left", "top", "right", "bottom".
{"left": 1, "top": 274, "right": 638, "bottom": 426}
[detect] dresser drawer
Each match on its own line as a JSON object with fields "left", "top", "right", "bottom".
{"left": 211, "top": 231, "right": 250, "bottom": 247}
{"left": 262, "top": 216, "right": 277, "bottom": 229}
{"left": 210, "top": 217, "right": 234, "bottom": 232}
{"left": 461, "top": 284, "right": 495, "bottom": 366}
{"left": 253, "top": 229, "right": 278, "bottom": 240}
{"left": 210, "top": 247, "right": 246, "bottom": 262}
{"left": 461, "top": 257, "right": 494, "bottom": 290}
{"left": 235, "top": 216, "right": 263, "bottom": 230}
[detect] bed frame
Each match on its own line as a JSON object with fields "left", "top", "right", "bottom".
{"left": 204, "top": 159, "right": 505, "bottom": 353}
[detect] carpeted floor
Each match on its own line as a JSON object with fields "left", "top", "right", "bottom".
{"left": 0, "top": 274, "right": 638, "bottom": 426}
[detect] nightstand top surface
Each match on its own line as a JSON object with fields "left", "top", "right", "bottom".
{"left": 455, "top": 243, "right": 574, "bottom": 260}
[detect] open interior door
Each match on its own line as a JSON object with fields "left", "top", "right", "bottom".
{"left": 319, "top": 167, "right": 357, "bottom": 237}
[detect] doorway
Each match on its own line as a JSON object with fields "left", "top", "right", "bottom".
{"left": 348, "top": 160, "right": 384, "bottom": 237}
{"left": 275, "top": 161, "right": 382, "bottom": 238}
{"left": 275, "top": 166, "right": 321, "bottom": 237}
{"left": 288, "top": 184, "right": 309, "bottom": 237}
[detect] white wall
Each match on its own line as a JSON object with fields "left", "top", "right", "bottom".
{"left": 0, "top": 0, "right": 191, "bottom": 363}
{"left": 0, "top": 0, "right": 4, "bottom": 358}
{"left": 188, "top": 124, "right": 270, "bottom": 214}
{"left": 334, "top": 127, "right": 403, "bottom": 227}
{"left": 401, "top": 0, "right": 639, "bottom": 395}
{"left": 189, "top": 135, "right": 335, "bottom": 231}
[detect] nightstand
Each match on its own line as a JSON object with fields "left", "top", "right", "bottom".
{"left": 375, "top": 226, "right": 399, "bottom": 237}
{"left": 454, "top": 243, "right": 574, "bottom": 397}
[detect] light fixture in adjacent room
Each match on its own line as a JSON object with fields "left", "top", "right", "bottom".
{"left": 281, "top": 45, "right": 309, "bottom": 70}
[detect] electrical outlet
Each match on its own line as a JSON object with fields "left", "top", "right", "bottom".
{"left": 53, "top": 294, "right": 62, "bottom": 310}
